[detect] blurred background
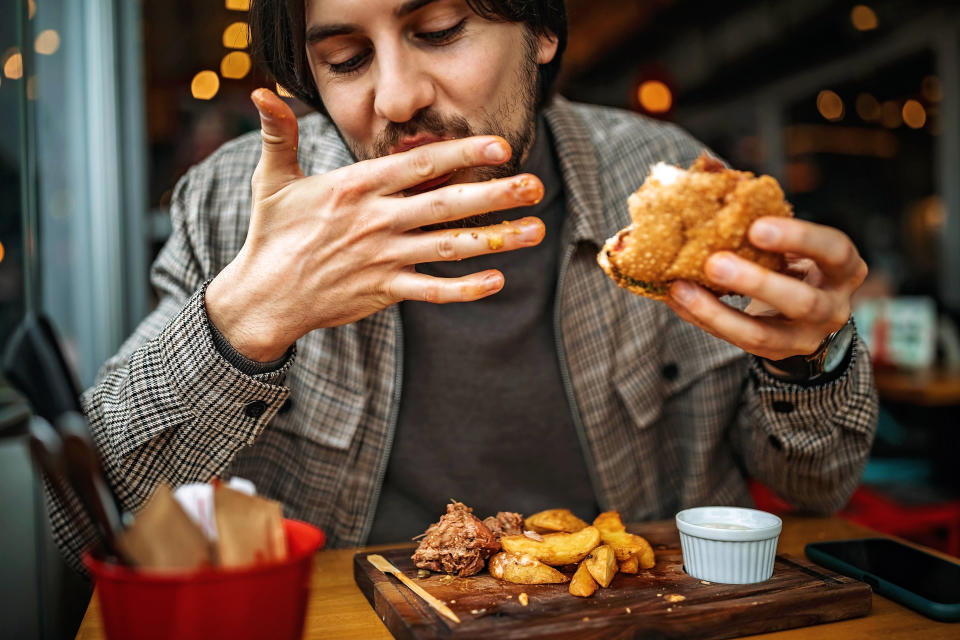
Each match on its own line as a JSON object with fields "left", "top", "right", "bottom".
{"left": 1, "top": 0, "right": 959, "bottom": 637}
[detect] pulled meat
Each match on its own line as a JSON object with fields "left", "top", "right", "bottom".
{"left": 482, "top": 512, "right": 524, "bottom": 540}
{"left": 412, "top": 501, "right": 500, "bottom": 577}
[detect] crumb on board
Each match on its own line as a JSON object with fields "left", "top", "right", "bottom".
{"left": 470, "top": 609, "right": 486, "bottom": 615}
{"left": 581, "top": 617, "right": 590, "bottom": 622}
{"left": 417, "top": 569, "right": 431, "bottom": 579}
{"left": 667, "top": 607, "right": 673, "bottom": 612}
{"left": 665, "top": 594, "right": 686, "bottom": 603}
{"left": 700, "top": 580, "right": 711, "bottom": 585}
{"left": 625, "top": 607, "right": 632, "bottom": 614}
{"left": 450, "top": 600, "right": 456, "bottom": 604}
{"left": 506, "top": 595, "right": 513, "bottom": 599}
{"left": 656, "top": 593, "right": 663, "bottom": 597}
{"left": 519, "top": 593, "right": 529, "bottom": 606}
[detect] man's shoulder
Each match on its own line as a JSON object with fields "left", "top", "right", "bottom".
{"left": 561, "top": 100, "right": 706, "bottom": 170}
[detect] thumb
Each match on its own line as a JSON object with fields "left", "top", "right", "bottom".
{"left": 250, "top": 88, "right": 304, "bottom": 188}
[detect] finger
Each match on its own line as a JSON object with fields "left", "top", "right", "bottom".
{"left": 250, "top": 88, "right": 304, "bottom": 188}
{"left": 749, "top": 217, "right": 866, "bottom": 283}
{"left": 399, "top": 217, "right": 545, "bottom": 264}
{"left": 393, "top": 174, "right": 544, "bottom": 230}
{"left": 704, "top": 252, "right": 840, "bottom": 324}
{"left": 670, "top": 281, "right": 823, "bottom": 358}
{"left": 387, "top": 269, "right": 505, "bottom": 304}
{"left": 369, "top": 136, "right": 512, "bottom": 194}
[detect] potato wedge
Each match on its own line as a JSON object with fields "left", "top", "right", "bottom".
{"left": 569, "top": 560, "right": 598, "bottom": 597}
{"left": 524, "top": 509, "right": 589, "bottom": 534}
{"left": 501, "top": 525, "right": 601, "bottom": 566}
{"left": 619, "top": 555, "right": 640, "bottom": 574}
{"left": 488, "top": 551, "right": 569, "bottom": 584}
{"left": 593, "top": 511, "right": 656, "bottom": 570}
{"left": 584, "top": 544, "right": 617, "bottom": 588}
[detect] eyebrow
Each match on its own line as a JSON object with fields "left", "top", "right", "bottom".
{"left": 305, "top": 0, "right": 441, "bottom": 44}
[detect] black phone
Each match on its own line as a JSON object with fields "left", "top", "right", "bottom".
{"left": 806, "top": 538, "right": 960, "bottom": 622}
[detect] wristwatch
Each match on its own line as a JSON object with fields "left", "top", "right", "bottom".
{"left": 764, "top": 319, "right": 856, "bottom": 382}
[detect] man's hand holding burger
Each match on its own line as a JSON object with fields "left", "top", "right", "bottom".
{"left": 205, "top": 89, "right": 545, "bottom": 361}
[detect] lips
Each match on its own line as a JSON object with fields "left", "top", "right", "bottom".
{"left": 391, "top": 135, "right": 454, "bottom": 194}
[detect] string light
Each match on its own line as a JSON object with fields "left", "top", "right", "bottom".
{"left": 225, "top": 0, "right": 250, "bottom": 10}
{"left": 855, "top": 93, "right": 881, "bottom": 122}
{"left": 902, "top": 100, "right": 926, "bottom": 129}
{"left": 222, "top": 22, "right": 250, "bottom": 49}
{"left": 0, "top": 240, "right": 5, "bottom": 264}
{"left": 35, "top": 30, "right": 60, "bottom": 55}
{"left": 276, "top": 83, "right": 293, "bottom": 98}
{"left": 881, "top": 100, "right": 902, "bottom": 128}
{"left": 851, "top": 5, "right": 878, "bottom": 31}
{"left": 221, "top": 51, "right": 251, "bottom": 79}
{"left": 816, "top": 90, "right": 844, "bottom": 121}
{"left": 921, "top": 76, "right": 943, "bottom": 103}
{"left": 191, "top": 71, "right": 220, "bottom": 100}
{"left": 637, "top": 80, "right": 672, "bottom": 113}
{"left": 2, "top": 48, "right": 23, "bottom": 80}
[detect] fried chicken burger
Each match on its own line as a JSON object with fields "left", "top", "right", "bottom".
{"left": 598, "top": 153, "right": 793, "bottom": 300}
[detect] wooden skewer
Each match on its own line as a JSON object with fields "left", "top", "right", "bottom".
{"left": 366, "top": 554, "right": 461, "bottom": 624}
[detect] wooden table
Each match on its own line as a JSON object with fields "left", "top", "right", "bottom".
{"left": 75, "top": 515, "right": 958, "bottom": 639}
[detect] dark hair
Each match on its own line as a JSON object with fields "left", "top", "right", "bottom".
{"left": 249, "top": 0, "right": 567, "bottom": 114}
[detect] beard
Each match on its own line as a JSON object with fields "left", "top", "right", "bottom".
{"left": 338, "top": 34, "right": 541, "bottom": 229}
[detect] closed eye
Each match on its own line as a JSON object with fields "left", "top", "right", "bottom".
{"left": 416, "top": 18, "right": 466, "bottom": 45}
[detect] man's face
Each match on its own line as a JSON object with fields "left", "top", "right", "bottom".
{"left": 304, "top": 0, "right": 558, "bottom": 193}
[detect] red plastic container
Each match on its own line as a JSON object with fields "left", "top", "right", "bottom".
{"left": 84, "top": 519, "right": 325, "bottom": 640}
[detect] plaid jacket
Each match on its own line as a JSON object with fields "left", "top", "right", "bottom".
{"left": 52, "top": 98, "right": 878, "bottom": 571}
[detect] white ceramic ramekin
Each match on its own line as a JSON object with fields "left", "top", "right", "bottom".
{"left": 675, "top": 506, "right": 782, "bottom": 584}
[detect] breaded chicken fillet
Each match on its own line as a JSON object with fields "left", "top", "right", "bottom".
{"left": 598, "top": 153, "right": 793, "bottom": 300}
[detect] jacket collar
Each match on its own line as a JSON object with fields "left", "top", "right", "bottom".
{"left": 542, "top": 96, "right": 608, "bottom": 248}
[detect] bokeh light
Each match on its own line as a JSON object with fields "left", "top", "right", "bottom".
{"left": 816, "top": 90, "right": 844, "bottom": 121}
{"left": 28, "top": 0, "right": 36, "bottom": 19}
{"left": 35, "top": 30, "right": 61, "bottom": 55}
{"left": 26, "top": 75, "right": 36, "bottom": 100}
{"left": 856, "top": 93, "right": 881, "bottom": 122}
{"left": 921, "top": 75, "right": 943, "bottom": 103}
{"left": 222, "top": 22, "right": 250, "bottom": 49}
{"left": 3, "top": 48, "right": 23, "bottom": 80}
{"left": 221, "top": 51, "right": 251, "bottom": 79}
{"left": 902, "top": 100, "right": 927, "bottom": 129}
{"left": 851, "top": 5, "right": 878, "bottom": 31}
{"left": 191, "top": 71, "right": 220, "bottom": 100}
{"left": 881, "top": 100, "right": 902, "bottom": 128}
{"left": 637, "top": 80, "right": 672, "bottom": 113}
{"left": 276, "top": 83, "right": 293, "bottom": 98}
{"left": 0, "top": 240, "right": 5, "bottom": 265}
{"left": 225, "top": 0, "right": 250, "bottom": 10}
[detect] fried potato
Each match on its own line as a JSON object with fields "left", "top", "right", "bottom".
{"left": 593, "top": 511, "right": 656, "bottom": 570}
{"left": 501, "top": 525, "right": 601, "bottom": 566}
{"left": 569, "top": 560, "right": 598, "bottom": 597}
{"left": 524, "top": 509, "right": 589, "bottom": 534}
{"left": 619, "top": 555, "right": 640, "bottom": 574}
{"left": 488, "top": 551, "right": 569, "bottom": 585}
{"left": 584, "top": 544, "right": 617, "bottom": 588}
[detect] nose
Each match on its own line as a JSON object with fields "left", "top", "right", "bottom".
{"left": 373, "top": 45, "right": 435, "bottom": 123}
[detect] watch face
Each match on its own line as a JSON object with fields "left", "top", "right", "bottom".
{"left": 824, "top": 323, "right": 855, "bottom": 373}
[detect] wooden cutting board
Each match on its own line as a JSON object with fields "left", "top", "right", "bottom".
{"left": 353, "top": 520, "right": 872, "bottom": 640}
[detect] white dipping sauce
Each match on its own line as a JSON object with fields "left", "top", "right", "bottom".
{"left": 698, "top": 522, "right": 751, "bottom": 530}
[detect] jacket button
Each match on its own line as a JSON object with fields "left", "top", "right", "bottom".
{"left": 772, "top": 400, "right": 795, "bottom": 414}
{"left": 244, "top": 400, "right": 268, "bottom": 419}
{"left": 662, "top": 363, "right": 679, "bottom": 380}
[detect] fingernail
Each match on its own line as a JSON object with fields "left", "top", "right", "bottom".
{"left": 485, "top": 141, "right": 508, "bottom": 162}
{"left": 752, "top": 220, "right": 780, "bottom": 245}
{"left": 708, "top": 255, "right": 736, "bottom": 283}
{"left": 516, "top": 178, "right": 543, "bottom": 203}
{"left": 519, "top": 223, "right": 542, "bottom": 244}
{"left": 672, "top": 281, "right": 695, "bottom": 305}
{"left": 485, "top": 273, "right": 503, "bottom": 290}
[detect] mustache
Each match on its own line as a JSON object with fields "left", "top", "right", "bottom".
{"left": 372, "top": 109, "right": 475, "bottom": 157}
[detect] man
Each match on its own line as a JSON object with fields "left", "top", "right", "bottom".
{"left": 53, "top": 0, "right": 877, "bottom": 569}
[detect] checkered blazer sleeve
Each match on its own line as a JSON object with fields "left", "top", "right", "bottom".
{"left": 49, "top": 165, "right": 293, "bottom": 572}
{"left": 733, "top": 334, "right": 879, "bottom": 513}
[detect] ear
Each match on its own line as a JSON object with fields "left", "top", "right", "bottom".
{"left": 536, "top": 31, "right": 559, "bottom": 65}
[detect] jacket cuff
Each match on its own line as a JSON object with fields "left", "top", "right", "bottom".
{"left": 749, "top": 332, "right": 876, "bottom": 441}
{"left": 157, "top": 283, "right": 293, "bottom": 445}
